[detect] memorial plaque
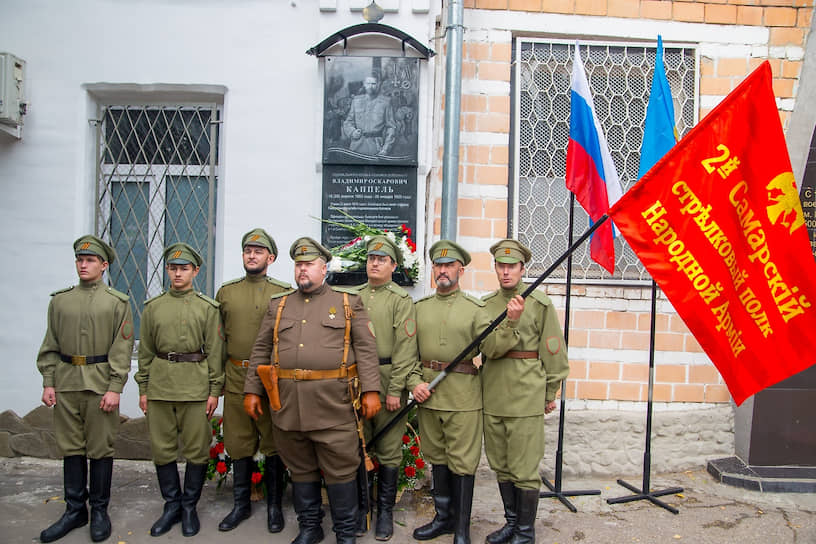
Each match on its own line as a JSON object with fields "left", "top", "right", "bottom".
{"left": 801, "top": 127, "right": 816, "bottom": 259}
{"left": 321, "top": 164, "right": 417, "bottom": 249}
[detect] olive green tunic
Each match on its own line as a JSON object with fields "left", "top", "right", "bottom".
{"left": 481, "top": 284, "right": 569, "bottom": 489}
{"left": 410, "top": 288, "right": 519, "bottom": 474}
{"left": 36, "top": 280, "right": 134, "bottom": 457}
{"left": 354, "top": 281, "right": 419, "bottom": 466}
{"left": 216, "top": 274, "right": 290, "bottom": 459}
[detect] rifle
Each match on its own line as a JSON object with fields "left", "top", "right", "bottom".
{"left": 369, "top": 216, "right": 609, "bottom": 447}
{"left": 350, "top": 375, "right": 373, "bottom": 533}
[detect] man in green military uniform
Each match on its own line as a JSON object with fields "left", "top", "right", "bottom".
{"left": 245, "top": 237, "right": 381, "bottom": 544}
{"left": 410, "top": 240, "right": 522, "bottom": 544}
{"left": 37, "top": 235, "right": 134, "bottom": 543}
{"left": 482, "top": 239, "right": 569, "bottom": 544}
{"left": 353, "top": 235, "right": 419, "bottom": 541}
{"left": 135, "top": 242, "right": 224, "bottom": 538}
{"left": 216, "top": 228, "right": 290, "bottom": 532}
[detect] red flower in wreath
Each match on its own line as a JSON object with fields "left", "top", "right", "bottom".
{"left": 216, "top": 461, "right": 228, "bottom": 475}
{"left": 404, "top": 466, "right": 416, "bottom": 478}
{"left": 251, "top": 471, "right": 263, "bottom": 485}
{"left": 402, "top": 435, "right": 411, "bottom": 444}
{"left": 410, "top": 445, "right": 420, "bottom": 457}
{"left": 209, "top": 447, "right": 218, "bottom": 459}
{"left": 215, "top": 442, "right": 225, "bottom": 454}
{"left": 415, "top": 458, "right": 425, "bottom": 470}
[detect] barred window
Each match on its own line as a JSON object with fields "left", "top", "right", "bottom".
{"left": 94, "top": 105, "right": 220, "bottom": 337}
{"left": 512, "top": 39, "right": 697, "bottom": 282}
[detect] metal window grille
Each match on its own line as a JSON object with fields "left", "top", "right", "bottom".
{"left": 94, "top": 105, "right": 220, "bottom": 337}
{"left": 513, "top": 39, "right": 697, "bottom": 282}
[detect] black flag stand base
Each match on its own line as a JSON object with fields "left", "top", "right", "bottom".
{"left": 606, "top": 281, "right": 683, "bottom": 515}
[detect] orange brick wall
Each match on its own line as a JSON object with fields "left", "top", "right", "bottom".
{"left": 425, "top": 0, "right": 814, "bottom": 404}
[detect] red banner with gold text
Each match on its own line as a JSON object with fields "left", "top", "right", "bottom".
{"left": 609, "top": 62, "right": 816, "bottom": 405}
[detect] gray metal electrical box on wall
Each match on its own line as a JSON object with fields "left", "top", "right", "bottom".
{"left": 0, "top": 53, "right": 26, "bottom": 131}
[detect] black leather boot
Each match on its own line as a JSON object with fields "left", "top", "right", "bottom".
{"left": 374, "top": 465, "right": 399, "bottom": 541}
{"left": 265, "top": 454, "right": 285, "bottom": 533}
{"left": 412, "top": 464, "right": 454, "bottom": 540}
{"left": 451, "top": 473, "right": 474, "bottom": 544}
{"left": 150, "top": 462, "right": 181, "bottom": 537}
{"left": 218, "top": 457, "right": 252, "bottom": 531}
{"left": 326, "top": 480, "right": 359, "bottom": 544}
{"left": 486, "top": 481, "right": 517, "bottom": 544}
{"left": 291, "top": 480, "right": 325, "bottom": 544}
{"left": 355, "top": 469, "right": 373, "bottom": 536}
{"left": 509, "top": 488, "right": 539, "bottom": 544}
{"left": 89, "top": 457, "right": 113, "bottom": 542}
{"left": 181, "top": 462, "right": 207, "bottom": 537}
{"left": 40, "top": 455, "right": 88, "bottom": 543}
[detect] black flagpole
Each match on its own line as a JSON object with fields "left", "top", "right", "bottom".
{"left": 369, "top": 215, "right": 611, "bottom": 448}
{"left": 539, "top": 193, "right": 601, "bottom": 511}
{"left": 606, "top": 280, "right": 683, "bottom": 514}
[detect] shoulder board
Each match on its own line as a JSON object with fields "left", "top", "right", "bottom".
{"left": 385, "top": 283, "right": 410, "bottom": 298}
{"left": 196, "top": 292, "right": 220, "bottom": 308}
{"left": 270, "top": 289, "right": 296, "bottom": 300}
{"left": 266, "top": 277, "right": 292, "bottom": 289}
{"left": 461, "top": 292, "right": 486, "bottom": 307}
{"left": 50, "top": 285, "right": 75, "bottom": 297}
{"left": 219, "top": 277, "right": 244, "bottom": 288}
{"left": 103, "top": 286, "right": 129, "bottom": 302}
{"left": 345, "top": 283, "right": 367, "bottom": 294}
{"left": 143, "top": 292, "right": 166, "bottom": 306}
{"left": 331, "top": 286, "right": 359, "bottom": 295}
{"left": 415, "top": 294, "right": 435, "bottom": 304}
{"left": 481, "top": 291, "right": 500, "bottom": 302}
{"left": 529, "top": 289, "right": 553, "bottom": 307}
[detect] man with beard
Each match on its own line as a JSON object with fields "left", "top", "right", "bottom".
{"left": 245, "top": 237, "right": 381, "bottom": 544}
{"left": 37, "top": 235, "right": 134, "bottom": 543}
{"left": 343, "top": 74, "right": 397, "bottom": 158}
{"left": 409, "top": 240, "right": 522, "bottom": 544}
{"left": 481, "top": 239, "right": 569, "bottom": 544}
{"left": 353, "top": 235, "right": 419, "bottom": 540}
{"left": 215, "top": 228, "right": 291, "bottom": 532}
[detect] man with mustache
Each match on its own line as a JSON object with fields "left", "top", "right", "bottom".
{"left": 245, "top": 237, "right": 381, "bottom": 544}
{"left": 215, "top": 228, "right": 291, "bottom": 532}
{"left": 410, "top": 240, "right": 522, "bottom": 544}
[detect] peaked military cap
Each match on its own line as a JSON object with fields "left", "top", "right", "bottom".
{"left": 242, "top": 228, "right": 278, "bottom": 257}
{"left": 490, "top": 238, "right": 532, "bottom": 264}
{"left": 289, "top": 237, "right": 333, "bottom": 262}
{"left": 366, "top": 235, "right": 402, "bottom": 266}
{"left": 73, "top": 234, "right": 116, "bottom": 264}
{"left": 429, "top": 239, "right": 470, "bottom": 266}
{"left": 164, "top": 242, "right": 202, "bottom": 266}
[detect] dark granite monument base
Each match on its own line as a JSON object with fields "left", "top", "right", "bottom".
{"left": 707, "top": 456, "right": 816, "bottom": 493}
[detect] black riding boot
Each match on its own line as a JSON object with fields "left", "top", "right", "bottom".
{"left": 451, "top": 473, "right": 474, "bottom": 544}
{"left": 218, "top": 457, "right": 252, "bottom": 531}
{"left": 375, "top": 465, "right": 399, "bottom": 541}
{"left": 509, "top": 488, "right": 539, "bottom": 544}
{"left": 40, "top": 455, "right": 88, "bottom": 543}
{"left": 265, "top": 454, "right": 285, "bottom": 533}
{"left": 355, "top": 469, "right": 373, "bottom": 536}
{"left": 412, "top": 464, "right": 454, "bottom": 540}
{"left": 291, "top": 480, "right": 325, "bottom": 544}
{"left": 327, "top": 480, "right": 359, "bottom": 544}
{"left": 486, "top": 481, "right": 517, "bottom": 544}
{"left": 181, "top": 462, "right": 207, "bottom": 537}
{"left": 89, "top": 457, "right": 113, "bottom": 542}
{"left": 150, "top": 462, "right": 181, "bottom": 536}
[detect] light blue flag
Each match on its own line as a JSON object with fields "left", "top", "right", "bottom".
{"left": 638, "top": 35, "right": 678, "bottom": 179}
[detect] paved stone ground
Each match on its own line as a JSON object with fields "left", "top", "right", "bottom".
{"left": 2, "top": 457, "right": 815, "bottom": 544}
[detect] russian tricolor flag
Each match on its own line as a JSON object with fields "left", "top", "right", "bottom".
{"left": 566, "top": 45, "right": 623, "bottom": 274}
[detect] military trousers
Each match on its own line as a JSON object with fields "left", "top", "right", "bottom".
{"left": 483, "top": 413, "right": 546, "bottom": 490}
{"left": 146, "top": 400, "right": 209, "bottom": 465}
{"left": 272, "top": 420, "right": 359, "bottom": 485}
{"left": 363, "top": 390, "right": 409, "bottom": 467}
{"left": 417, "top": 407, "right": 482, "bottom": 475}
{"left": 54, "top": 390, "right": 118, "bottom": 458}
{"left": 222, "top": 390, "right": 277, "bottom": 459}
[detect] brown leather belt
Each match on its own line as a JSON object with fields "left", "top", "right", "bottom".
{"left": 157, "top": 352, "right": 206, "bottom": 362}
{"left": 277, "top": 364, "right": 358, "bottom": 381}
{"left": 422, "top": 360, "right": 479, "bottom": 375}
{"left": 60, "top": 354, "right": 108, "bottom": 365}
{"left": 229, "top": 358, "right": 250, "bottom": 368}
{"left": 504, "top": 351, "right": 539, "bottom": 359}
